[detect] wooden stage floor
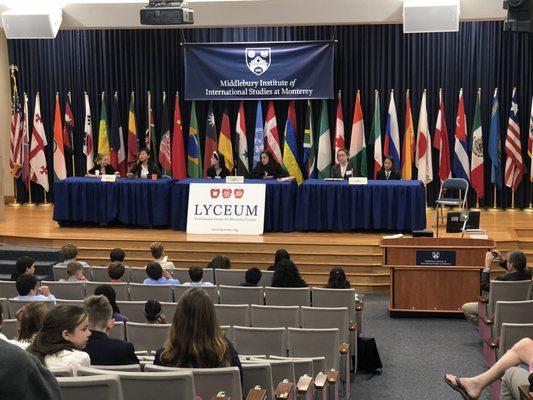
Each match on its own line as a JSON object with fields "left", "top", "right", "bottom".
{"left": 0, "top": 206, "right": 532, "bottom": 292}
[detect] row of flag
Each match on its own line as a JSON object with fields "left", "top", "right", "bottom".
{"left": 9, "top": 82, "right": 533, "bottom": 195}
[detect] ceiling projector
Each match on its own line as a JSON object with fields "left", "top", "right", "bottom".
{"left": 140, "top": 0, "right": 194, "bottom": 25}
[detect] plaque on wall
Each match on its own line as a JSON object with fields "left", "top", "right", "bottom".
{"left": 416, "top": 250, "right": 456, "bottom": 266}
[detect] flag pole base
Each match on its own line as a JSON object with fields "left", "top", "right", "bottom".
{"left": 505, "top": 207, "right": 519, "bottom": 212}
{"left": 425, "top": 206, "right": 434, "bottom": 211}
{"left": 8, "top": 201, "right": 22, "bottom": 207}
{"left": 525, "top": 204, "right": 533, "bottom": 213}
{"left": 39, "top": 202, "right": 53, "bottom": 207}
{"left": 488, "top": 207, "right": 501, "bottom": 212}
{"left": 23, "top": 202, "right": 37, "bottom": 207}
{"left": 470, "top": 207, "right": 483, "bottom": 211}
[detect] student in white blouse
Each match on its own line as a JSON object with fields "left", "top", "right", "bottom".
{"left": 28, "top": 305, "right": 91, "bottom": 376}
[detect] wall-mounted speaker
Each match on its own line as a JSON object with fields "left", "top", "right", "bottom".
{"left": 403, "top": 0, "right": 460, "bottom": 33}
{"left": 503, "top": 0, "right": 533, "bottom": 32}
{"left": 1, "top": 9, "right": 62, "bottom": 39}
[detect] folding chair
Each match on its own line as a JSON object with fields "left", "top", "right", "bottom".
{"left": 434, "top": 178, "right": 468, "bottom": 236}
{"left": 264, "top": 287, "right": 311, "bottom": 307}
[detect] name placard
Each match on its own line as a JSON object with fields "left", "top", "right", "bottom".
{"left": 226, "top": 176, "right": 245, "bottom": 184}
{"left": 101, "top": 174, "right": 117, "bottom": 182}
{"left": 416, "top": 250, "right": 456, "bottom": 266}
{"left": 349, "top": 177, "right": 368, "bottom": 185}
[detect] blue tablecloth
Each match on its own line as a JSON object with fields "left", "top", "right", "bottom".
{"left": 295, "top": 179, "right": 426, "bottom": 232}
{"left": 53, "top": 177, "right": 173, "bottom": 226}
{"left": 170, "top": 179, "right": 298, "bottom": 232}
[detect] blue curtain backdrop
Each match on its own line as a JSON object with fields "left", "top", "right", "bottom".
{"left": 7, "top": 22, "right": 533, "bottom": 207}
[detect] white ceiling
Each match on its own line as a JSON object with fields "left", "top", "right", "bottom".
{"left": 0, "top": 0, "right": 506, "bottom": 29}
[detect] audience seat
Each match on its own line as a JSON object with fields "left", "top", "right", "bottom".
{"left": 0, "top": 297, "right": 9, "bottom": 318}
{"left": 484, "top": 322, "right": 533, "bottom": 368}
{"left": 174, "top": 285, "right": 218, "bottom": 304}
{"left": 55, "top": 299, "right": 84, "bottom": 306}
{"left": 145, "top": 364, "right": 242, "bottom": 400}
{"left": 49, "top": 367, "right": 73, "bottom": 377}
{"left": 258, "top": 271, "right": 274, "bottom": 287}
{"left": 214, "top": 304, "right": 251, "bottom": 326}
{"left": 173, "top": 268, "right": 214, "bottom": 284}
{"left": 218, "top": 285, "right": 264, "bottom": 305}
{"left": 129, "top": 268, "right": 146, "bottom": 284}
{"left": 53, "top": 265, "right": 92, "bottom": 281}
{"left": 241, "top": 362, "right": 274, "bottom": 400}
{"left": 7, "top": 299, "right": 54, "bottom": 317}
{"left": 268, "top": 356, "right": 317, "bottom": 382}
{"left": 214, "top": 269, "right": 248, "bottom": 286}
{"left": 84, "top": 281, "right": 129, "bottom": 301}
{"left": 0, "top": 281, "right": 18, "bottom": 299}
{"left": 78, "top": 366, "right": 195, "bottom": 400}
{"left": 56, "top": 375, "right": 124, "bottom": 400}
{"left": 117, "top": 301, "right": 177, "bottom": 323}
{"left": 90, "top": 364, "right": 143, "bottom": 372}
{"left": 233, "top": 326, "right": 286, "bottom": 357}
{"left": 247, "top": 358, "right": 296, "bottom": 400}
{"left": 109, "top": 321, "right": 126, "bottom": 341}
{"left": 311, "top": 287, "right": 361, "bottom": 333}
{"left": 125, "top": 322, "right": 171, "bottom": 352}
{"left": 264, "top": 287, "right": 311, "bottom": 307}
{"left": 251, "top": 305, "right": 300, "bottom": 328}
{"left": 42, "top": 281, "right": 86, "bottom": 300}
{"left": 1, "top": 318, "right": 18, "bottom": 340}
{"left": 90, "top": 266, "right": 112, "bottom": 283}
{"left": 129, "top": 283, "right": 173, "bottom": 302}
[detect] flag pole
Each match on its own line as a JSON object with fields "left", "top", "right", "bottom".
{"left": 471, "top": 195, "right": 482, "bottom": 211}
{"left": 507, "top": 189, "right": 518, "bottom": 212}
{"left": 68, "top": 91, "right": 76, "bottom": 177}
{"left": 40, "top": 188, "right": 52, "bottom": 207}
{"left": 488, "top": 185, "right": 499, "bottom": 212}
{"left": 9, "top": 178, "right": 22, "bottom": 206}
{"left": 23, "top": 182, "right": 36, "bottom": 207}
{"left": 526, "top": 181, "right": 533, "bottom": 212}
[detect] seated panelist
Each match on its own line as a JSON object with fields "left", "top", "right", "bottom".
{"left": 85, "top": 154, "right": 119, "bottom": 178}
{"left": 126, "top": 148, "right": 160, "bottom": 179}
{"left": 207, "top": 151, "right": 230, "bottom": 179}
{"left": 250, "top": 151, "right": 287, "bottom": 179}
{"left": 376, "top": 155, "right": 400, "bottom": 180}
{"left": 331, "top": 148, "right": 355, "bottom": 179}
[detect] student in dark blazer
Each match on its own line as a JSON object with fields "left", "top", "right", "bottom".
{"left": 250, "top": 151, "right": 287, "bottom": 179}
{"left": 83, "top": 295, "right": 139, "bottom": 366}
{"left": 206, "top": 151, "right": 231, "bottom": 179}
{"left": 85, "top": 153, "right": 119, "bottom": 177}
{"left": 331, "top": 148, "right": 355, "bottom": 179}
{"left": 376, "top": 155, "right": 401, "bottom": 180}
{"left": 126, "top": 148, "right": 160, "bottom": 179}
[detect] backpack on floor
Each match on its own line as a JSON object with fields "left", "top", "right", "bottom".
{"left": 357, "top": 336, "right": 383, "bottom": 375}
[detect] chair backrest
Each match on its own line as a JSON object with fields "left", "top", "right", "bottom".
{"left": 241, "top": 362, "right": 274, "bottom": 400}
{"left": 258, "top": 271, "right": 275, "bottom": 287}
{"left": 1, "top": 318, "right": 18, "bottom": 340}
{"left": 109, "top": 321, "right": 126, "bottom": 341}
{"left": 0, "top": 281, "right": 18, "bottom": 299}
{"left": 214, "top": 304, "right": 251, "bottom": 326}
{"left": 7, "top": 299, "right": 54, "bottom": 317}
{"left": 498, "top": 323, "right": 533, "bottom": 358}
{"left": 117, "top": 301, "right": 177, "bottom": 323}
{"left": 129, "top": 268, "right": 146, "bottom": 283}
{"left": 264, "top": 287, "right": 311, "bottom": 307}
{"left": 268, "top": 356, "right": 316, "bottom": 380}
{"left": 55, "top": 299, "right": 84, "bottom": 307}
{"left": 215, "top": 269, "right": 248, "bottom": 286}
{"left": 488, "top": 280, "right": 532, "bottom": 317}
{"left": 49, "top": 367, "right": 73, "bottom": 377}
{"left": 173, "top": 285, "right": 219, "bottom": 304}
{"left": 250, "top": 358, "right": 296, "bottom": 391}
{"left": 233, "top": 326, "right": 286, "bottom": 357}
{"left": 89, "top": 364, "right": 142, "bottom": 372}
{"left": 218, "top": 285, "right": 264, "bottom": 305}
{"left": 251, "top": 305, "right": 301, "bottom": 329}
{"left": 311, "top": 287, "right": 357, "bottom": 321}
{"left": 173, "top": 268, "right": 215, "bottom": 284}
{"left": 300, "top": 306, "right": 349, "bottom": 343}
{"left": 53, "top": 265, "right": 92, "bottom": 281}
{"left": 0, "top": 297, "right": 8, "bottom": 318}
{"left": 145, "top": 364, "right": 242, "bottom": 400}
{"left": 438, "top": 178, "right": 469, "bottom": 206}
{"left": 287, "top": 328, "right": 340, "bottom": 371}
{"left": 91, "top": 266, "right": 112, "bottom": 283}
{"left": 129, "top": 283, "right": 173, "bottom": 302}
{"left": 77, "top": 367, "right": 195, "bottom": 400}
{"left": 84, "top": 282, "right": 130, "bottom": 301}
{"left": 42, "top": 281, "right": 86, "bottom": 300}
{"left": 57, "top": 375, "right": 124, "bottom": 400}
{"left": 493, "top": 300, "right": 533, "bottom": 337}
{"left": 125, "top": 322, "right": 171, "bottom": 352}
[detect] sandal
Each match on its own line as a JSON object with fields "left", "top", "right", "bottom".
{"left": 444, "top": 374, "right": 476, "bottom": 400}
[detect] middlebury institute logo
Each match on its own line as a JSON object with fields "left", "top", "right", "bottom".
{"left": 245, "top": 48, "right": 271, "bottom": 76}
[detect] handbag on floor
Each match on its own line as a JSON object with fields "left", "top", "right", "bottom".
{"left": 357, "top": 336, "right": 383, "bottom": 375}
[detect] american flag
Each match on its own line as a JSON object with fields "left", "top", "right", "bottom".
{"left": 504, "top": 88, "right": 525, "bottom": 192}
{"left": 9, "top": 66, "right": 23, "bottom": 178}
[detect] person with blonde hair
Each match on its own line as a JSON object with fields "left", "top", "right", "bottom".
{"left": 150, "top": 242, "right": 175, "bottom": 272}
{"left": 85, "top": 153, "right": 119, "bottom": 177}
{"left": 14, "top": 302, "right": 48, "bottom": 349}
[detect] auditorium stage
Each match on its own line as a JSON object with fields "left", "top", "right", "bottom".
{"left": 0, "top": 206, "right": 532, "bottom": 293}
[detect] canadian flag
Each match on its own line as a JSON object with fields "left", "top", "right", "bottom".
{"left": 30, "top": 93, "right": 49, "bottom": 192}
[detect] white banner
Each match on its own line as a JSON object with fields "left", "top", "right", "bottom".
{"left": 186, "top": 183, "right": 266, "bottom": 235}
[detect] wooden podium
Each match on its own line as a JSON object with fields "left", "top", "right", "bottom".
{"left": 380, "top": 237, "right": 495, "bottom": 316}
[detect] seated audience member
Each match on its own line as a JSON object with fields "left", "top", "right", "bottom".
{"left": 241, "top": 268, "right": 262, "bottom": 287}
{"left": 28, "top": 305, "right": 91, "bottom": 375}
{"left": 154, "top": 288, "right": 242, "bottom": 377}
{"left": 85, "top": 153, "right": 118, "bottom": 177}
{"left": 267, "top": 249, "right": 291, "bottom": 271}
{"left": 14, "top": 275, "right": 56, "bottom": 302}
{"left": 444, "top": 338, "right": 533, "bottom": 400}
{"left": 14, "top": 302, "right": 48, "bottom": 349}
{"left": 0, "top": 339, "right": 61, "bottom": 399}
{"left": 462, "top": 250, "right": 532, "bottom": 325}
{"left": 110, "top": 248, "right": 126, "bottom": 264}
{"left": 83, "top": 295, "right": 139, "bottom": 366}
{"left": 94, "top": 285, "right": 128, "bottom": 323}
{"left": 55, "top": 244, "right": 90, "bottom": 269}
{"left": 331, "top": 148, "right": 355, "bottom": 179}
{"left": 501, "top": 365, "right": 531, "bottom": 400}
{"left": 127, "top": 148, "right": 160, "bottom": 179}
{"left": 271, "top": 259, "right": 308, "bottom": 288}
{"left": 145, "top": 300, "right": 168, "bottom": 324}
{"left": 59, "top": 261, "right": 87, "bottom": 282}
{"left": 182, "top": 267, "right": 214, "bottom": 287}
{"left": 10, "top": 256, "right": 36, "bottom": 281}
{"left": 144, "top": 262, "right": 180, "bottom": 285}
{"left": 325, "top": 267, "right": 351, "bottom": 289}
{"left": 250, "top": 151, "right": 287, "bottom": 179}
{"left": 376, "top": 155, "right": 401, "bottom": 180}
{"left": 108, "top": 261, "right": 126, "bottom": 283}
{"left": 206, "top": 151, "right": 231, "bottom": 179}
{"left": 150, "top": 242, "right": 175, "bottom": 272}
{"left": 207, "top": 255, "right": 231, "bottom": 270}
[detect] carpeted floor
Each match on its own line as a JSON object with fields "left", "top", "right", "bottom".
{"left": 352, "top": 293, "right": 490, "bottom": 400}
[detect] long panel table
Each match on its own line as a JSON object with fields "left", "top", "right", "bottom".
{"left": 295, "top": 179, "right": 426, "bottom": 232}
{"left": 170, "top": 178, "right": 298, "bottom": 232}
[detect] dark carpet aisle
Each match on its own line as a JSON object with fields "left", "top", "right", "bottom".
{"left": 351, "top": 294, "right": 490, "bottom": 400}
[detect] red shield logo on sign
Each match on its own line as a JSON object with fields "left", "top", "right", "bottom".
{"left": 234, "top": 188, "right": 244, "bottom": 199}
{"left": 210, "top": 188, "right": 220, "bottom": 199}
{"left": 222, "top": 188, "right": 232, "bottom": 198}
